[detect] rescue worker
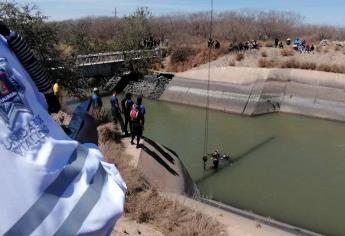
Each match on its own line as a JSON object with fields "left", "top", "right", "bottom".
{"left": 53, "top": 79, "right": 61, "bottom": 97}
{"left": 202, "top": 155, "right": 208, "bottom": 171}
{"left": 110, "top": 90, "right": 125, "bottom": 132}
{"left": 121, "top": 93, "right": 134, "bottom": 136}
{"left": 130, "top": 97, "right": 145, "bottom": 148}
{"left": 91, "top": 87, "right": 102, "bottom": 111}
{"left": 53, "top": 79, "right": 62, "bottom": 103}
{"left": 212, "top": 150, "right": 220, "bottom": 169}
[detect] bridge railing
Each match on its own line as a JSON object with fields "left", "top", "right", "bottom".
{"left": 76, "top": 49, "right": 162, "bottom": 66}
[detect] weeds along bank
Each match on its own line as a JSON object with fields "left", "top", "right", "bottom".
{"left": 97, "top": 125, "right": 308, "bottom": 236}
{"left": 161, "top": 67, "right": 345, "bottom": 121}
{"left": 162, "top": 43, "right": 345, "bottom": 74}
{"left": 51, "top": 111, "right": 223, "bottom": 235}
{"left": 97, "top": 124, "right": 224, "bottom": 236}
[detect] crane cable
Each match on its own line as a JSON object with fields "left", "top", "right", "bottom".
{"left": 203, "top": 0, "right": 214, "bottom": 157}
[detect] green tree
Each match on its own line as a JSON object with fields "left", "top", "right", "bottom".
{"left": 0, "top": 1, "right": 87, "bottom": 97}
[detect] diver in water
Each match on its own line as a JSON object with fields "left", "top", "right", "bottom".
{"left": 202, "top": 155, "right": 208, "bottom": 171}
{"left": 202, "top": 150, "right": 233, "bottom": 171}
{"left": 221, "top": 154, "right": 231, "bottom": 161}
{"left": 212, "top": 150, "right": 220, "bottom": 169}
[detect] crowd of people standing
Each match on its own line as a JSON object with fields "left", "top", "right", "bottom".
{"left": 274, "top": 37, "right": 315, "bottom": 54}
{"left": 91, "top": 88, "right": 146, "bottom": 149}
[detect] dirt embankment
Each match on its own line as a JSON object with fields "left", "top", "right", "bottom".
{"left": 99, "top": 124, "right": 315, "bottom": 236}
{"left": 53, "top": 110, "right": 320, "bottom": 236}
{"left": 199, "top": 46, "right": 345, "bottom": 72}
{"left": 161, "top": 42, "right": 345, "bottom": 74}
{"left": 98, "top": 124, "right": 224, "bottom": 236}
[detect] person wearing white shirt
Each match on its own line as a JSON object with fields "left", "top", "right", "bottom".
{"left": 0, "top": 22, "right": 126, "bottom": 236}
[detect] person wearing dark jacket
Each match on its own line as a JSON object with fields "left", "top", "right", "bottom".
{"left": 130, "top": 97, "right": 145, "bottom": 148}
{"left": 121, "top": 93, "right": 134, "bottom": 136}
{"left": 275, "top": 38, "right": 279, "bottom": 48}
{"left": 110, "top": 90, "right": 125, "bottom": 132}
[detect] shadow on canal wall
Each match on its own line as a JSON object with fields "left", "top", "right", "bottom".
{"left": 138, "top": 136, "right": 198, "bottom": 196}
{"left": 137, "top": 136, "right": 322, "bottom": 236}
{"left": 160, "top": 67, "right": 345, "bottom": 122}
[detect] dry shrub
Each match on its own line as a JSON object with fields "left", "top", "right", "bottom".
{"left": 264, "top": 41, "right": 273, "bottom": 47}
{"left": 279, "top": 59, "right": 345, "bottom": 73}
{"left": 195, "top": 45, "right": 227, "bottom": 64}
{"left": 166, "top": 63, "right": 178, "bottom": 72}
{"left": 99, "top": 136, "right": 151, "bottom": 204}
{"left": 169, "top": 63, "right": 188, "bottom": 73}
{"left": 261, "top": 51, "right": 268, "bottom": 57}
{"left": 300, "top": 62, "right": 317, "bottom": 70}
{"left": 280, "top": 58, "right": 300, "bottom": 69}
{"left": 235, "top": 53, "right": 244, "bottom": 61}
{"left": 99, "top": 129, "right": 224, "bottom": 236}
{"left": 277, "top": 63, "right": 345, "bottom": 74}
{"left": 256, "top": 41, "right": 265, "bottom": 47}
{"left": 98, "top": 124, "right": 122, "bottom": 143}
{"left": 317, "top": 64, "right": 332, "bottom": 72}
{"left": 316, "top": 46, "right": 322, "bottom": 53}
{"left": 51, "top": 111, "right": 71, "bottom": 126}
{"left": 133, "top": 190, "right": 170, "bottom": 223}
{"left": 170, "top": 47, "right": 195, "bottom": 64}
{"left": 166, "top": 44, "right": 227, "bottom": 72}
{"left": 258, "top": 58, "right": 275, "bottom": 68}
{"left": 89, "top": 108, "right": 112, "bottom": 126}
{"left": 228, "top": 59, "right": 235, "bottom": 66}
{"left": 151, "top": 62, "right": 164, "bottom": 70}
{"left": 334, "top": 45, "right": 341, "bottom": 51}
{"left": 281, "top": 48, "right": 295, "bottom": 56}
{"left": 130, "top": 189, "right": 222, "bottom": 236}
{"left": 334, "top": 64, "right": 345, "bottom": 73}
{"left": 317, "top": 64, "right": 345, "bottom": 73}
{"left": 214, "top": 46, "right": 227, "bottom": 60}
{"left": 193, "top": 49, "right": 208, "bottom": 65}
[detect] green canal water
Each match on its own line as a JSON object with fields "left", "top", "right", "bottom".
{"left": 138, "top": 98, "right": 345, "bottom": 236}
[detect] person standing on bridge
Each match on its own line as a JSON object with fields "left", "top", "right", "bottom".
{"left": 110, "top": 90, "right": 125, "bottom": 132}
{"left": 121, "top": 92, "right": 134, "bottom": 136}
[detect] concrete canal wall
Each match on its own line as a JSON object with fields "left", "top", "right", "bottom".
{"left": 160, "top": 67, "right": 345, "bottom": 121}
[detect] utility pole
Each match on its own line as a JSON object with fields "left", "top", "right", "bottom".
{"left": 112, "top": 7, "right": 117, "bottom": 34}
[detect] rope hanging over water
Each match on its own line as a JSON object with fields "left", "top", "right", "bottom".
{"left": 203, "top": 0, "right": 213, "bottom": 156}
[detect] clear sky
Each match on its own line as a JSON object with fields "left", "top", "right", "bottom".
{"left": 16, "top": 0, "right": 345, "bottom": 26}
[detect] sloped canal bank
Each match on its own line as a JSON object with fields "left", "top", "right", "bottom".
{"left": 142, "top": 98, "right": 345, "bottom": 236}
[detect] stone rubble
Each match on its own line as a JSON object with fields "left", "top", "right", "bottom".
{"left": 123, "top": 74, "right": 173, "bottom": 99}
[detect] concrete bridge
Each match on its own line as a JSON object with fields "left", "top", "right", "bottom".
{"left": 76, "top": 49, "right": 163, "bottom": 77}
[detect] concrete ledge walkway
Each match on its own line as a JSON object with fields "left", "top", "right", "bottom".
{"left": 164, "top": 194, "right": 323, "bottom": 236}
